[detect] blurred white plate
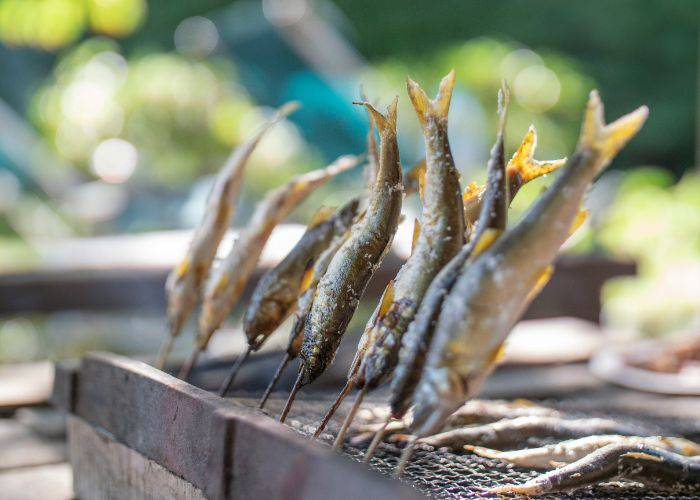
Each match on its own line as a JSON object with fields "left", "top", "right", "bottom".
{"left": 589, "top": 340, "right": 700, "bottom": 395}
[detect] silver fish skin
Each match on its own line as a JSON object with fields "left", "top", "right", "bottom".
{"left": 300, "top": 98, "right": 403, "bottom": 385}
{"left": 410, "top": 91, "right": 648, "bottom": 437}
{"left": 357, "top": 71, "right": 464, "bottom": 390}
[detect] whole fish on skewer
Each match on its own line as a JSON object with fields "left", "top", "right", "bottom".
{"left": 349, "top": 85, "right": 514, "bottom": 460}
{"left": 257, "top": 217, "right": 355, "bottom": 409}
{"left": 467, "top": 434, "right": 700, "bottom": 469}
{"left": 156, "top": 102, "right": 299, "bottom": 369}
{"left": 387, "top": 118, "right": 565, "bottom": 429}
{"left": 488, "top": 443, "right": 700, "bottom": 496}
{"left": 243, "top": 198, "right": 360, "bottom": 352}
{"left": 260, "top": 122, "right": 425, "bottom": 411}
{"left": 179, "top": 155, "right": 361, "bottom": 383}
{"left": 324, "top": 72, "right": 466, "bottom": 448}
{"left": 278, "top": 98, "right": 403, "bottom": 423}
{"left": 396, "top": 91, "right": 648, "bottom": 475}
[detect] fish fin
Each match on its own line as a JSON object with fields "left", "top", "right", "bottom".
{"left": 404, "top": 159, "right": 427, "bottom": 199}
{"left": 568, "top": 208, "right": 589, "bottom": 236}
{"left": 417, "top": 161, "right": 426, "bottom": 202}
{"left": 578, "top": 90, "right": 648, "bottom": 170}
{"left": 175, "top": 256, "right": 190, "bottom": 279}
{"left": 299, "top": 259, "right": 315, "bottom": 293}
{"left": 406, "top": 70, "right": 456, "bottom": 125}
{"left": 487, "top": 341, "right": 507, "bottom": 365}
{"left": 378, "top": 280, "right": 395, "bottom": 318}
{"left": 464, "top": 445, "right": 502, "bottom": 459}
{"left": 507, "top": 125, "right": 567, "bottom": 185}
{"left": 526, "top": 265, "right": 554, "bottom": 302}
{"left": 622, "top": 451, "right": 664, "bottom": 462}
{"left": 472, "top": 228, "right": 502, "bottom": 257}
{"left": 513, "top": 398, "right": 536, "bottom": 407}
{"left": 308, "top": 205, "right": 336, "bottom": 228}
{"left": 462, "top": 181, "right": 483, "bottom": 204}
{"left": 354, "top": 98, "right": 398, "bottom": 135}
{"left": 549, "top": 460, "right": 567, "bottom": 468}
{"left": 411, "top": 218, "right": 421, "bottom": 254}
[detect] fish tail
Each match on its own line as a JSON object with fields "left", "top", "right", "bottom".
{"left": 578, "top": 90, "right": 648, "bottom": 172}
{"left": 507, "top": 125, "right": 567, "bottom": 184}
{"left": 353, "top": 97, "right": 398, "bottom": 135}
{"left": 406, "top": 69, "right": 456, "bottom": 126}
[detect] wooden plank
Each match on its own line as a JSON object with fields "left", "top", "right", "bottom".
{"left": 68, "top": 416, "right": 205, "bottom": 500}
{"left": 0, "top": 419, "right": 66, "bottom": 470}
{"left": 0, "top": 361, "right": 53, "bottom": 411}
{"left": 0, "top": 463, "right": 72, "bottom": 500}
{"left": 66, "top": 352, "right": 421, "bottom": 500}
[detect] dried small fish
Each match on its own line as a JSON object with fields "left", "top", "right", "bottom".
{"left": 419, "top": 416, "right": 650, "bottom": 451}
{"left": 354, "top": 399, "right": 562, "bottom": 437}
{"left": 258, "top": 220, "right": 356, "bottom": 409}
{"left": 179, "top": 155, "right": 360, "bottom": 382}
{"left": 330, "top": 72, "right": 466, "bottom": 449}
{"left": 388, "top": 87, "right": 512, "bottom": 425}
{"left": 398, "top": 92, "right": 647, "bottom": 475}
{"left": 243, "top": 198, "right": 360, "bottom": 349}
{"left": 156, "top": 102, "right": 299, "bottom": 369}
{"left": 488, "top": 444, "right": 700, "bottom": 495}
{"left": 467, "top": 435, "right": 700, "bottom": 469}
{"left": 279, "top": 98, "right": 403, "bottom": 423}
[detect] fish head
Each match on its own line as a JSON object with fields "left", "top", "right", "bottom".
{"left": 243, "top": 299, "right": 283, "bottom": 346}
{"left": 410, "top": 366, "right": 468, "bottom": 437}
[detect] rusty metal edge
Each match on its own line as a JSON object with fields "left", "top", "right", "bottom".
{"left": 57, "top": 352, "right": 423, "bottom": 500}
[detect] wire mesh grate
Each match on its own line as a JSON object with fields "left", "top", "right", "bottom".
{"left": 238, "top": 395, "right": 699, "bottom": 499}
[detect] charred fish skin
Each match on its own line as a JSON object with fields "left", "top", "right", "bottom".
{"left": 410, "top": 92, "right": 648, "bottom": 438}
{"left": 300, "top": 99, "right": 403, "bottom": 385}
{"left": 243, "top": 198, "right": 360, "bottom": 347}
{"left": 160, "top": 103, "right": 299, "bottom": 362}
{"left": 197, "top": 155, "right": 361, "bottom": 350}
{"left": 357, "top": 71, "right": 464, "bottom": 391}
{"left": 489, "top": 444, "right": 700, "bottom": 496}
{"left": 388, "top": 89, "right": 511, "bottom": 419}
{"left": 286, "top": 226, "right": 354, "bottom": 358}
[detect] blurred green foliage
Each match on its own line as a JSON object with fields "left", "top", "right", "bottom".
{"left": 335, "top": 0, "right": 698, "bottom": 175}
{"left": 599, "top": 169, "right": 700, "bottom": 337}
{"left": 31, "top": 37, "right": 317, "bottom": 191}
{"left": 0, "top": 0, "right": 146, "bottom": 50}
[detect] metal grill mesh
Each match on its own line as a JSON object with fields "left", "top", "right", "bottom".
{"left": 239, "top": 395, "right": 699, "bottom": 499}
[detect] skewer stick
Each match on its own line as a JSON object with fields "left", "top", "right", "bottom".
{"left": 177, "top": 345, "right": 202, "bottom": 380}
{"left": 154, "top": 334, "right": 175, "bottom": 370}
{"left": 363, "top": 419, "right": 390, "bottom": 463}
{"left": 395, "top": 437, "right": 417, "bottom": 477}
{"left": 258, "top": 352, "right": 291, "bottom": 409}
{"left": 312, "top": 377, "right": 355, "bottom": 438}
{"left": 279, "top": 368, "right": 304, "bottom": 423}
{"left": 218, "top": 346, "right": 253, "bottom": 397}
{"left": 332, "top": 387, "right": 366, "bottom": 451}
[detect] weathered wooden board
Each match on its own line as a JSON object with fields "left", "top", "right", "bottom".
{"left": 0, "top": 462, "right": 72, "bottom": 500}
{"left": 55, "top": 352, "right": 423, "bottom": 500}
{"left": 0, "top": 419, "right": 66, "bottom": 471}
{"left": 68, "top": 416, "right": 205, "bottom": 500}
